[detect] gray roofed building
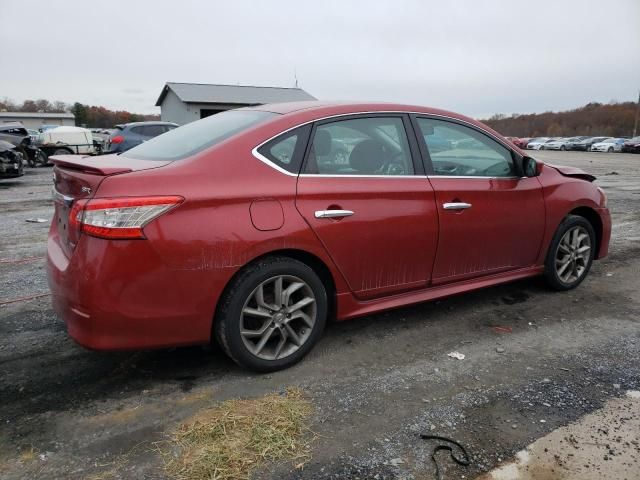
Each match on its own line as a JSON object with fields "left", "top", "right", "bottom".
{"left": 0, "top": 112, "right": 75, "bottom": 129}
{"left": 156, "top": 82, "right": 316, "bottom": 125}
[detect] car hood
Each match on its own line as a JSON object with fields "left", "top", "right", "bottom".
{"left": 547, "top": 164, "right": 596, "bottom": 182}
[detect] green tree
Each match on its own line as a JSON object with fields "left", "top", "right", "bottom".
{"left": 71, "top": 102, "right": 88, "bottom": 126}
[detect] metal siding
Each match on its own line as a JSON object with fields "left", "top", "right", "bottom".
{"left": 160, "top": 82, "right": 316, "bottom": 105}
{"left": 160, "top": 89, "right": 193, "bottom": 125}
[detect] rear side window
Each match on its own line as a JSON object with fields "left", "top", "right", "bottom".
{"left": 142, "top": 125, "right": 166, "bottom": 137}
{"left": 256, "top": 125, "right": 311, "bottom": 174}
{"left": 124, "top": 110, "right": 277, "bottom": 161}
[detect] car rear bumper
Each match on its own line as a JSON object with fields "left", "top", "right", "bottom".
{"left": 595, "top": 207, "right": 611, "bottom": 260}
{"left": 46, "top": 227, "right": 229, "bottom": 351}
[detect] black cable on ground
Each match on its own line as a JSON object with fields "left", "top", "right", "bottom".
{"left": 420, "top": 434, "right": 471, "bottom": 480}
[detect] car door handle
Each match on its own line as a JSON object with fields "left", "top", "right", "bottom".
{"left": 314, "top": 209, "right": 354, "bottom": 219}
{"left": 443, "top": 202, "right": 472, "bottom": 210}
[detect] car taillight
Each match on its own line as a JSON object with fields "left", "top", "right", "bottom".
{"left": 71, "top": 196, "right": 183, "bottom": 239}
{"left": 110, "top": 135, "right": 124, "bottom": 144}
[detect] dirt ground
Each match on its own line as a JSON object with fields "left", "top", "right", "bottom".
{"left": 1, "top": 151, "right": 639, "bottom": 479}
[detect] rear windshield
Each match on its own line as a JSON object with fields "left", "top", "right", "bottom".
{"left": 123, "top": 110, "right": 277, "bottom": 161}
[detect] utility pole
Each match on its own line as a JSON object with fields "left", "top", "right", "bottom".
{"left": 634, "top": 89, "right": 640, "bottom": 137}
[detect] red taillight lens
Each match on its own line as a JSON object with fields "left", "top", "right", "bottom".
{"left": 110, "top": 135, "right": 124, "bottom": 144}
{"left": 73, "top": 196, "right": 183, "bottom": 239}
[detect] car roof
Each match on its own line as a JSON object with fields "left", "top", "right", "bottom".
{"left": 241, "top": 100, "right": 500, "bottom": 135}
{"left": 0, "top": 122, "right": 28, "bottom": 132}
{"left": 243, "top": 100, "right": 470, "bottom": 118}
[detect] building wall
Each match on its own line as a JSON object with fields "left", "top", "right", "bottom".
{"left": 159, "top": 90, "right": 250, "bottom": 125}
{"left": 159, "top": 89, "right": 194, "bottom": 125}
{"left": 0, "top": 115, "right": 75, "bottom": 129}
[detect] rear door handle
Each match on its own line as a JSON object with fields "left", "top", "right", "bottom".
{"left": 443, "top": 202, "right": 472, "bottom": 210}
{"left": 314, "top": 209, "right": 354, "bottom": 219}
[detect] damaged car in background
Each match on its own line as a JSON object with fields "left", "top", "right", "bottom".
{"left": 0, "top": 122, "right": 48, "bottom": 167}
{"left": 47, "top": 101, "right": 611, "bottom": 372}
{"left": 0, "top": 140, "right": 25, "bottom": 179}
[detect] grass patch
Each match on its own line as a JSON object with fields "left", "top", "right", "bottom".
{"left": 163, "top": 387, "right": 313, "bottom": 480}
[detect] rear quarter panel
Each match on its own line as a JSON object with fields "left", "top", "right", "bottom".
{"left": 94, "top": 135, "right": 349, "bottom": 341}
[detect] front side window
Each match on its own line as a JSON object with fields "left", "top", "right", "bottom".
{"left": 416, "top": 118, "right": 515, "bottom": 177}
{"left": 304, "top": 117, "right": 414, "bottom": 176}
{"left": 124, "top": 110, "right": 276, "bottom": 161}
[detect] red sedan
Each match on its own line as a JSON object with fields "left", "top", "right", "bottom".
{"left": 47, "top": 102, "right": 611, "bottom": 371}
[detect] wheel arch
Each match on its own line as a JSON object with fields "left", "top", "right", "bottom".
{"left": 211, "top": 248, "right": 338, "bottom": 341}
{"left": 568, "top": 206, "right": 603, "bottom": 257}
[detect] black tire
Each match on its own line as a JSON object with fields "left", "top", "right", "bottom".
{"left": 214, "top": 256, "right": 328, "bottom": 372}
{"left": 35, "top": 150, "right": 49, "bottom": 167}
{"left": 607, "top": 147, "right": 614, "bottom": 153}
{"left": 543, "top": 215, "right": 596, "bottom": 291}
{"left": 560, "top": 145, "right": 565, "bottom": 151}
{"left": 52, "top": 148, "right": 73, "bottom": 155}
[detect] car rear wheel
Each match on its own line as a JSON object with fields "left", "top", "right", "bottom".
{"left": 560, "top": 145, "right": 565, "bottom": 151}
{"left": 544, "top": 215, "right": 595, "bottom": 291}
{"left": 214, "top": 256, "right": 328, "bottom": 372}
{"left": 607, "top": 147, "right": 614, "bottom": 153}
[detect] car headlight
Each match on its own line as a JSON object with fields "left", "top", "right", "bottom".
{"left": 597, "top": 187, "right": 608, "bottom": 208}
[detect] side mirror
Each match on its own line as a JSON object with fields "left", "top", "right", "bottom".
{"left": 523, "top": 156, "right": 539, "bottom": 177}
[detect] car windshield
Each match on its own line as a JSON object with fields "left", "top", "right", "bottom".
{"left": 123, "top": 110, "right": 277, "bottom": 161}
{"left": 629, "top": 136, "right": 640, "bottom": 142}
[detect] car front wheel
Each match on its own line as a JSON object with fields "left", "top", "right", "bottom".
{"left": 214, "top": 256, "right": 328, "bottom": 372}
{"left": 544, "top": 215, "right": 595, "bottom": 291}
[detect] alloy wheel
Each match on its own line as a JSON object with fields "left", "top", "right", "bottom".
{"left": 555, "top": 226, "right": 591, "bottom": 284}
{"left": 240, "top": 275, "right": 316, "bottom": 361}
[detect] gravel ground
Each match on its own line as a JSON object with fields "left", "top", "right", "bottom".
{"left": 0, "top": 151, "right": 639, "bottom": 479}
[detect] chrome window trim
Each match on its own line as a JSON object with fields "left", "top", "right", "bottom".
{"left": 427, "top": 175, "right": 521, "bottom": 180}
{"left": 251, "top": 110, "right": 518, "bottom": 178}
{"left": 299, "top": 174, "right": 428, "bottom": 179}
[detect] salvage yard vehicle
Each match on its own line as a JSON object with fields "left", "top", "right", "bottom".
{"left": 568, "top": 136, "right": 609, "bottom": 151}
{"left": 0, "top": 140, "right": 25, "bottom": 179}
{"left": 590, "top": 138, "right": 624, "bottom": 153}
{"left": 544, "top": 136, "right": 587, "bottom": 151}
{"left": 47, "top": 101, "right": 611, "bottom": 372}
{"left": 104, "top": 121, "right": 178, "bottom": 154}
{"left": 0, "top": 122, "right": 48, "bottom": 167}
{"left": 525, "top": 137, "right": 551, "bottom": 149}
{"left": 36, "top": 126, "right": 97, "bottom": 156}
{"left": 622, "top": 136, "right": 640, "bottom": 153}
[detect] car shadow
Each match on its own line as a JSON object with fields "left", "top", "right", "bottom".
{"left": 0, "top": 275, "right": 561, "bottom": 422}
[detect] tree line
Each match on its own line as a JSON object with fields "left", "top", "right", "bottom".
{"left": 0, "top": 98, "right": 160, "bottom": 128}
{"left": 482, "top": 101, "right": 638, "bottom": 138}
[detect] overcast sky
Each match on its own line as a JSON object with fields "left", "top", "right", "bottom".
{"left": 1, "top": 0, "right": 638, "bottom": 118}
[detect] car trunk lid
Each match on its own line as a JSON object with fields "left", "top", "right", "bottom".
{"left": 51, "top": 154, "right": 170, "bottom": 256}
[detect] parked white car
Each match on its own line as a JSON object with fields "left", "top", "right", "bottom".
{"left": 544, "top": 137, "right": 583, "bottom": 151}
{"left": 527, "top": 137, "right": 557, "bottom": 150}
{"left": 590, "top": 138, "right": 625, "bottom": 153}
{"left": 36, "top": 126, "right": 96, "bottom": 156}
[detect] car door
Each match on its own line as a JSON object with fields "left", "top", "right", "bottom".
{"left": 413, "top": 116, "right": 545, "bottom": 285}
{"left": 295, "top": 114, "right": 439, "bottom": 300}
